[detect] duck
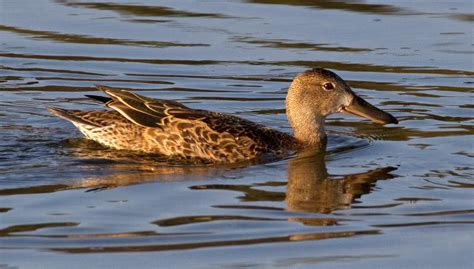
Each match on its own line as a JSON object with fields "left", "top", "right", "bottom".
{"left": 48, "top": 68, "right": 398, "bottom": 163}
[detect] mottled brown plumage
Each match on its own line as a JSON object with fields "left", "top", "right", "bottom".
{"left": 49, "top": 86, "right": 296, "bottom": 163}
{"left": 49, "top": 68, "right": 398, "bottom": 163}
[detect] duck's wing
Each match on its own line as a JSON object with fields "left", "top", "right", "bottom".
{"left": 95, "top": 85, "right": 208, "bottom": 129}
{"left": 95, "top": 86, "right": 295, "bottom": 148}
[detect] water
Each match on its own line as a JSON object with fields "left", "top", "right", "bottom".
{"left": 0, "top": 0, "right": 473, "bottom": 268}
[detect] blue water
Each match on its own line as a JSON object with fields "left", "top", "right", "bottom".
{"left": 0, "top": 1, "right": 473, "bottom": 268}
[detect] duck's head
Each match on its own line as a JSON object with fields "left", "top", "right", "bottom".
{"left": 286, "top": 68, "right": 398, "bottom": 145}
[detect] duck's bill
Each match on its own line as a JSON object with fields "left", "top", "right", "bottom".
{"left": 341, "top": 95, "right": 398, "bottom": 124}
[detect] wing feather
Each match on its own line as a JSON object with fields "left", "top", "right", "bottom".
{"left": 95, "top": 85, "right": 207, "bottom": 128}
{"left": 107, "top": 102, "right": 163, "bottom": 128}
{"left": 92, "top": 85, "right": 295, "bottom": 149}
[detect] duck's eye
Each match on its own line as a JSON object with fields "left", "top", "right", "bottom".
{"left": 323, "top": 82, "right": 335, "bottom": 91}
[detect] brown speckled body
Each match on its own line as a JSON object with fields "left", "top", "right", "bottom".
{"left": 49, "top": 69, "right": 398, "bottom": 164}
{"left": 50, "top": 93, "right": 297, "bottom": 163}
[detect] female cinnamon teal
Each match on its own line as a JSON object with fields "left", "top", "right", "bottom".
{"left": 49, "top": 68, "right": 398, "bottom": 163}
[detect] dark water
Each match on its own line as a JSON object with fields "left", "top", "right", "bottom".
{"left": 0, "top": 1, "right": 473, "bottom": 268}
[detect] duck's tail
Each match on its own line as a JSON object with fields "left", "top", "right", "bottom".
{"left": 48, "top": 107, "right": 100, "bottom": 127}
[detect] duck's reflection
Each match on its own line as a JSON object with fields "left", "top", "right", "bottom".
{"left": 286, "top": 148, "right": 397, "bottom": 214}
{"left": 189, "top": 145, "right": 397, "bottom": 215}
{"left": 1, "top": 138, "right": 397, "bottom": 217}
{"left": 61, "top": 138, "right": 240, "bottom": 190}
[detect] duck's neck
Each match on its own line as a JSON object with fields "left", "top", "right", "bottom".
{"left": 287, "top": 108, "right": 327, "bottom": 146}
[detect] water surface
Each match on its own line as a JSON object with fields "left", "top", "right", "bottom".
{"left": 0, "top": 1, "right": 473, "bottom": 268}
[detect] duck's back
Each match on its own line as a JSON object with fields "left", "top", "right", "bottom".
{"left": 49, "top": 85, "right": 297, "bottom": 163}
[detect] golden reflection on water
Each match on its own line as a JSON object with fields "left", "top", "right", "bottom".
{"left": 286, "top": 148, "right": 396, "bottom": 214}
{"left": 185, "top": 144, "right": 398, "bottom": 218}
{"left": 58, "top": 1, "right": 231, "bottom": 18}
{"left": 0, "top": 25, "right": 208, "bottom": 48}
{"left": 49, "top": 229, "right": 380, "bottom": 254}
{"left": 1, "top": 138, "right": 396, "bottom": 217}
{"left": 1, "top": 143, "right": 389, "bottom": 254}
{"left": 245, "top": 0, "right": 409, "bottom": 15}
